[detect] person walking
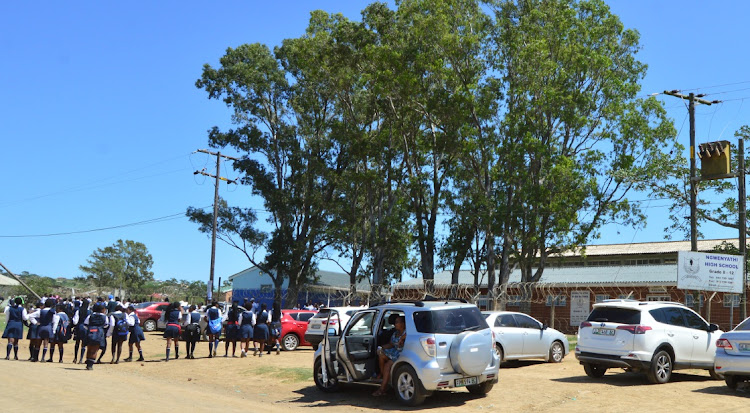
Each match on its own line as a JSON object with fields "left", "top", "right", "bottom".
{"left": 204, "top": 301, "right": 222, "bottom": 358}
{"left": 224, "top": 301, "right": 240, "bottom": 357}
{"left": 123, "top": 305, "right": 145, "bottom": 362}
{"left": 252, "top": 303, "right": 270, "bottom": 357}
{"left": 26, "top": 302, "right": 43, "bottom": 362}
{"left": 48, "top": 303, "right": 71, "bottom": 363}
{"left": 72, "top": 300, "right": 91, "bottom": 364}
{"left": 239, "top": 305, "right": 255, "bottom": 357}
{"left": 2, "top": 297, "right": 28, "bottom": 360}
{"left": 183, "top": 305, "right": 201, "bottom": 359}
{"left": 162, "top": 302, "right": 182, "bottom": 361}
{"left": 83, "top": 304, "right": 109, "bottom": 370}
{"left": 108, "top": 305, "right": 130, "bottom": 364}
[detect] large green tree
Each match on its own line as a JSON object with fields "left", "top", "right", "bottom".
{"left": 78, "top": 240, "right": 154, "bottom": 293}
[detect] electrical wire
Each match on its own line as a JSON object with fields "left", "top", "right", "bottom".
{"left": 677, "top": 80, "right": 750, "bottom": 92}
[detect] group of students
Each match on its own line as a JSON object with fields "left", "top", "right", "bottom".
{"left": 2, "top": 296, "right": 147, "bottom": 370}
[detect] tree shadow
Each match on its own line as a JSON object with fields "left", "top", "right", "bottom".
{"left": 287, "top": 383, "right": 484, "bottom": 410}
{"left": 551, "top": 371, "right": 716, "bottom": 387}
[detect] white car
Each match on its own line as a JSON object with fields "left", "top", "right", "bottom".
{"left": 715, "top": 316, "right": 750, "bottom": 389}
{"left": 483, "top": 311, "right": 569, "bottom": 364}
{"left": 305, "top": 306, "right": 364, "bottom": 349}
{"left": 576, "top": 299, "right": 723, "bottom": 384}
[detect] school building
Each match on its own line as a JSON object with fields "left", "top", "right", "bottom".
{"left": 393, "top": 238, "right": 748, "bottom": 334}
{"left": 227, "top": 266, "right": 370, "bottom": 308}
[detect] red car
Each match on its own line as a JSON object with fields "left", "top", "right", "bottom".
{"left": 134, "top": 301, "right": 169, "bottom": 332}
{"left": 279, "top": 309, "right": 316, "bottom": 351}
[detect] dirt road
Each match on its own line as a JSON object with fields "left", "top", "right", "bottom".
{"left": 2, "top": 332, "right": 748, "bottom": 411}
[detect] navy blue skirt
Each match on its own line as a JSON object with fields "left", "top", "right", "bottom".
{"left": 163, "top": 324, "right": 181, "bottom": 339}
{"left": 2, "top": 321, "right": 23, "bottom": 339}
{"left": 51, "top": 328, "right": 69, "bottom": 344}
{"left": 225, "top": 324, "right": 239, "bottom": 340}
{"left": 253, "top": 323, "right": 269, "bottom": 341}
{"left": 240, "top": 324, "right": 254, "bottom": 339}
{"left": 26, "top": 324, "right": 39, "bottom": 340}
{"left": 129, "top": 326, "right": 146, "bottom": 343}
{"left": 38, "top": 325, "right": 53, "bottom": 339}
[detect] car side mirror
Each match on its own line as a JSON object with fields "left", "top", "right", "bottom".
{"left": 709, "top": 323, "right": 719, "bottom": 332}
{"left": 541, "top": 324, "right": 548, "bottom": 330}
{"left": 328, "top": 328, "right": 337, "bottom": 336}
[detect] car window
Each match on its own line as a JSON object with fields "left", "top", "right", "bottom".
{"left": 346, "top": 310, "right": 358, "bottom": 316}
{"left": 346, "top": 311, "right": 375, "bottom": 336}
{"left": 286, "top": 312, "right": 298, "bottom": 321}
{"left": 587, "top": 307, "right": 640, "bottom": 324}
{"left": 681, "top": 308, "right": 707, "bottom": 330}
{"left": 413, "top": 307, "right": 488, "bottom": 334}
{"left": 735, "top": 318, "right": 750, "bottom": 331}
{"left": 298, "top": 312, "right": 315, "bottom": 322}
{"left": 649, "top": 308, "right": 667, "bottom": 324}
{"left": 661, "top": 307, "right": 685, "bottom": 327}
{"left": 513, "top": 314, "right": 540, "bottom": 329}
{"left": 156, "top": 305, "right": 168, "bottom": 311}
{"left": 495, "top": 314, "right": 518, "bottom": 328}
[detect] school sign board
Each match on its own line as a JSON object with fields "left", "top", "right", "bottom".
{"left": 570, "top": 291, "right": 590, "bottom": 326}
{"left": 677, "top": 251, "right": 744, "bottom": 293}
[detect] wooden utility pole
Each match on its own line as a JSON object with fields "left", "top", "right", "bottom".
{"left": 0, "top": 261, "right": 41, "bottom": 301}
{"left": 194, "top": 149, "right": 239, "bottom": 304}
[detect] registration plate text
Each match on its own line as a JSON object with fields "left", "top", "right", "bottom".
{"left": 455, "top": 377, "right": 478, "bottom": 387}
{"left": 592, "top": 328, "right": 615, "bottom": 336}
{"left": 739, "top": 343, "right": 750, "bottom": 352}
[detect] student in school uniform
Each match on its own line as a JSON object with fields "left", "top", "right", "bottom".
{"left": 48, "top": 303, "right": 71, "bottom": 363}
{"left": 108, "top": 305, "right": 131, "bottom": 364}
{"left": 267, "top": 302, "right": 282, "bottom": 355}
{"left": 183, "top": 305, "right": 201, "bottom": 359}
{"left": 26, "top": 302, "right": 43, "bottom": 362}
{"left": 72, "top": 300, "right": 91, "bottom": 364}
{"left": 123, "top": 305, "right": 145, "bottom": 362}
{"left": 204, "top": 301, "right": 222, "bottom": 358}
{"left": 224, "top": 301, "right": 240, "bottom": 357}
{"left": 252, "top": 303, "right": 270, "bottom": 357}
{"left": 238, "top": 305, "right": 255, "bottom": 357}
{"left": 36, "top": 299, "right": 59, "bottom": 363}
{"left": 162, "top": 302, "right": 182, "bottom": 361}
{"left": 3, "top": 297, "right": 28, "bottom": 360}
{"left": 83, "top": 304, "right": 109, "bottom": 370}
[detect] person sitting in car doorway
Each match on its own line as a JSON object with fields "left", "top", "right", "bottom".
{"left": 373, "top": 315, "right": 406, "bottom": 397}
{"left": 378, "top": 314, "right": 399, "bottom": 347}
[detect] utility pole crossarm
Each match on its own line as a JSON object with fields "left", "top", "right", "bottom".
{"left": 193, "top": 169, "right": 238, "bottom": 184}
{"left": 663, "top": 90, "right": 720, "bottom": 106}
{"left": 196, "top": 149, "right": 241, "bottom": 162}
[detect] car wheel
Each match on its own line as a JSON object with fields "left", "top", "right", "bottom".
{"left": 583, "top": 363, "right": 607, "bottom": 378}
{"left": 725, "top": 375, "right": 739, "bottom": 390}
{"left": 549, "top": 341, "right": 564, "bottom": 363}
{"left": 646, "top": 350, "right": 672, "bottom": 384}
{"left": 282, "top": 334, "right": 299, "bottom": 351}
{"left": 709, "top": 367, "right": 724, "bottom": 380}
{"left": 313, "top": 358, "right": 340, "bottom": 392}
{"left": 467, "top": 381, "right": 494, "bottom": 396}
{"left": 495, "top": 344, "right": 504, "bottom": 366}
{"left": 394, "top": 364, "right": 427, "bottom": 406}
{"left": 143, "top": 319, "right": 157, "bottom": 332}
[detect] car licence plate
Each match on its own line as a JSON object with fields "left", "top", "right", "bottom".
{"left": 310, "top": 324, "right": 321, "bottom": 330}
{"left": 455, "top": 377, "right": 478, "bottom": 387}
{"left": 592, "top": 328, "right": 615, "bottom": 336}
{"left": 739, "top": 343, "right": 750, "bottom": 352}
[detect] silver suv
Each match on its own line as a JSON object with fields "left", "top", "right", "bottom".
{"left": 576, "top": 299, "right": 723, "bottom": 384}
{"left": 312, "top": 300, "right": 499, "bottom": 406}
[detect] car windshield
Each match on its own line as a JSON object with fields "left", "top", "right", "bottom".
{"left": 413, "top": 307, "right": 488, "bottom": 334}
{"left": 311, "top": 309, "right": 337, "bottom": 319}
{"left": 587, "top": 307, "right": 641, "bottom": 324}
{"left": 735, "top": 318, "right": 750, "bottom": 331}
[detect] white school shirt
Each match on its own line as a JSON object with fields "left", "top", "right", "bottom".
{"left": 237, "top": 311, "right": 255, "bottom": 327}
{"left": 183, "top": 311, "right": 201, "bottom": 326}
{"left": 4, "top": 305, "right": 29, "bottom": 321}
{"left": 27, "top": 308, "right": 40, "bottom": 325}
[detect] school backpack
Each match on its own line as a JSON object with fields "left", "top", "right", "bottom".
{"left": 114, "top": 313, "right": 129, "bottom": 337}
{"left": 207, "top": 308, "right": 222, "bottom": 335}
{"left": 57, "top": 315, "right": 70, "bottom": 339}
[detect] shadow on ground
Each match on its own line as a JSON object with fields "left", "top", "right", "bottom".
{"left": 552, "top": 371, "right": 716, "bottom": 387}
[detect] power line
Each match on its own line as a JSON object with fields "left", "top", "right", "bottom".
{"left": 677, "top": 80, "right": 750, "bottom": 92}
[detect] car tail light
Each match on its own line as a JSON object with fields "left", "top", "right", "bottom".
{"left": 616, "top": 325, "right": 652, "bottom": 334}
{"left": 321, "top": 320, "right": 337, "bottom": 325}
{"left": 420, "top": 337, "right": 436, "bottom": 357}
{"left": 717, "top": 339, "right": 733, "bottom": 350}
{"left": 580, "top": 321, "right": 592, "bottom": 328}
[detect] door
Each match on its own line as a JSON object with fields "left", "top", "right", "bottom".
{"left": 660, "top": 307, "right": 693, "bottom": 366}
{"left": 494, "top": 314, "right": 524, "bottom": 359}
{"left": 680, "top": 308, "right": 716, "bottom": 367}
{"left": 336, "top": 310, "right": 378, "bottom": 380}
{"left": 513, "top": 314, "right": 547, "bottom": 357}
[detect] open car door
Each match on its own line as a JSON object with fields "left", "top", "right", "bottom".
{"left": 336, "top": 310, "right": 378, "bottom": 381}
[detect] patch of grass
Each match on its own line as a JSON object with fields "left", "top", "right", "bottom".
{"left": 0, "top": 314, "right": 5, "bottom": 332}
{"left": 254, "top": 366, "right": 313, "bottom": 383}
{"left": 567, "top": 334, "right": 577, "bottom": 349}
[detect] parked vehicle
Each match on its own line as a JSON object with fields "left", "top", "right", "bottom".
{"left": 483, "top": 311, "right": 569, "bottom": 364}
{"left": 134, "top": 301, "right": 169, "bottom": 332}
{"left": 305, "top": 306, "right": 363, "bottom": 349}
{"left": 576, "top": 299, "right": 723, "bottom": 384}
{"left": 714, "top": 316, "right": 750, "bottom": 389}
{"left": 280, "top": 309, "right": 317, "bottom": 351}
{"left": 313, "top": 300, "right": 499, "bottom": 406}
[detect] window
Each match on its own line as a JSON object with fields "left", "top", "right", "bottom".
{"left": 646, "top": 295, "right": 670, "bottom": 302}
{"left": 595, "top": 294, "right": 610, "bottom": 303}
{"left": 724, "top": 294, "right": 740, "bottom": 308}
{"left": 260, "top": 284, "right": 272, "bottom": 293}
{"left": 286, "top": 312, "right": 298, "bottom": 320}
{"left": 506, "top": 295, "right": 521, "bottom": 306}
{"left": 513, "top": 314, "right": 541, "bottom": 329}
{"left": 618, "top": 294, "right": 634, "bottom": 300}
{"left": 685, "top": 294, "right": 704, "bottom": 308}
{"left": 649, "top": 308, "right": 667, "bottom": 324}
{"left": 346, "top": 311, "right": 375, "bottom": 336}
{"left": 587, "top": 307, "right": 640, "bottom": 324}
{"left": 298, "top": 312, "right": 315, "bottom": 322}
{"left": 495, "top": 314, "right": 518, "bottom": 328}
{"left": 662, "top": 307, "right": 685, "bottom": 327}
{"left": 681, "top": 308, "right": 708, "bottom": 330}
{"left": 413, "top": 307, "right": 488, "bottom": 334}
{"left": 546, "top": 295, "right": 566, "bottom": 307}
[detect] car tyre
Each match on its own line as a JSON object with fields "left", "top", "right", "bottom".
{"left": 709, "top": 367, "right": 724, "bottom": 380}
{"left": 467, "top": 381, "right": 494, "bottom": 396}
{"left": 312, "top": 343, "right": 319, "bottom": 351}
{"left": 646, "top": 350, "right": 672, "bottom": 384}
{"left": 549, "top": 341, "right": 564, "bottom": 363}
{"left": 313, "top": 358, "right": 340, "bottom": 392}
{"left": 393, "top": 364, "right": 427, "bottom": 406}
{"left": 143, "top": 319, "right": 157, "bottom": 332}
{"left": 282, "top": 334, "right": 299, "bottom": 351}
{"left": 725, "top": 375, "right": 739, "bottom": 390}
{"left": 495, "top": 344, "right": 504, "bottom": 366}
{"left": 583, "top": 363, "right": 607, "bottom": 378}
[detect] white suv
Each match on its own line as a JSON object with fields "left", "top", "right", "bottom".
{"left": 575, "top": 299, "right": 723, "bottom": 384}
{"left": 305, "top": 306, "right": 364, "bottom": 349}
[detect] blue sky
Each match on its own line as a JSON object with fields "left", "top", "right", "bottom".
{"left": 1, "top": 1, "right": 749, "bottom": 287}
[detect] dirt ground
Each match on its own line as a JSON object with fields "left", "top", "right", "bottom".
{"left": 2, "top": 331, "right": 749, "bottom": 412}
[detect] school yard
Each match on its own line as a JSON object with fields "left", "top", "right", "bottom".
{"left": 1, "top": 326, "right": 749, "bottom": 412}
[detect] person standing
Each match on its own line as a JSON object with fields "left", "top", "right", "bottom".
{"left": 26, "top": 302, "right": 43, "bottom": 362}
{"left": 124, "top": 305, "right": 145, "bottom": 362}
{"left": 238, "top": 305, "right": 255, "bottom": 357}
{"left": 72, "top": 300, "right": 90, "bottom": 364}
{"left": 224, "top": 301, "right": 240, "bottom": 357}
{"left": 268, "top": 301, "right": 282, "bottom": 355}
{"left": 183, "top": 305, "right": 201, "bottom": 359}
{"left": 252, "top": 303, "right": 270, "bottom": 357}
{"left": 108, "top": 305, "right": 131, "bottom": 364}
{"left": 83, "top": 304, "right": 109, "bottom": 371}
{"left": 162, "top": 302, "right": 182, "bottom": 361}
{"left": 204, "top": 301, "right": 222, "bottom": 358}
{"left": 2, "top": 297, "right": 28, "bottom": 360}
{"left": 48, "top": 303, "right": 70, "bottom": 363}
